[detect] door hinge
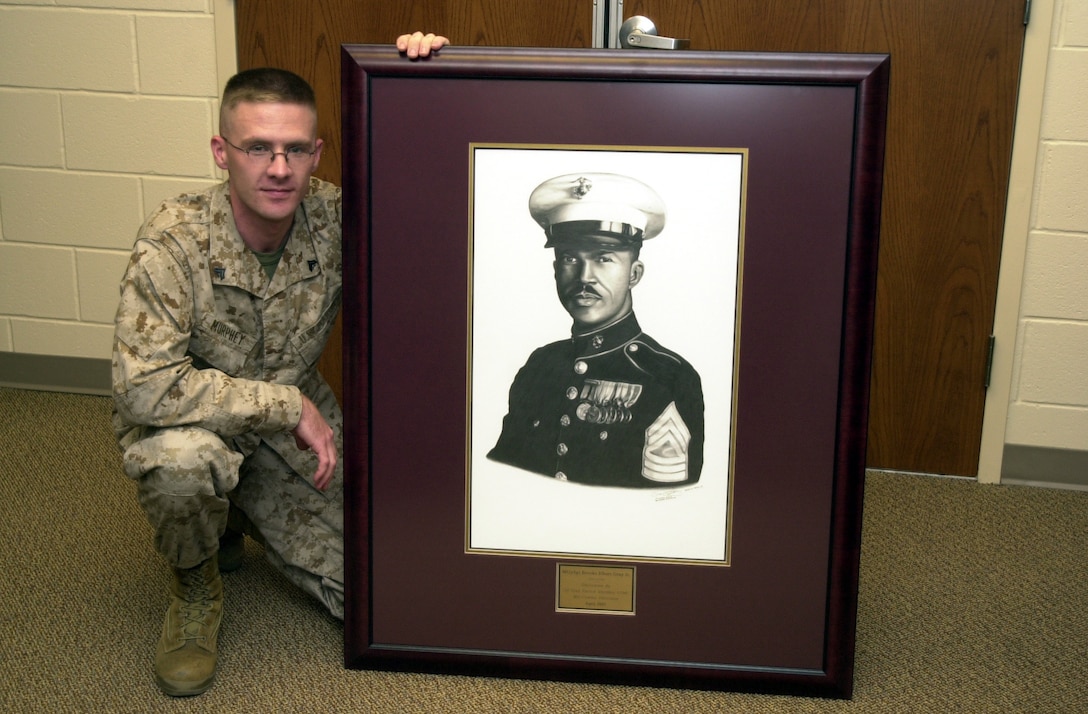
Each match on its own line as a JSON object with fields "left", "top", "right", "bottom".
{"left": 984, "top": 335, "right": 996, "bottom": 389}
{"left": 1024, "top": 0, "right": 1032, "bottom": 26}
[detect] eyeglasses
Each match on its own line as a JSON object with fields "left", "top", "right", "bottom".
{"left": 220, "top": 136, "right": 317, "bottom": 164}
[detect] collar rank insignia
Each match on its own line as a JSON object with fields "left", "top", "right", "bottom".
{"left": 308, "top": 260, "right": 318, "bottom": 272}
{"left": 213, "top": 267, "right": 226, "bottom": 279}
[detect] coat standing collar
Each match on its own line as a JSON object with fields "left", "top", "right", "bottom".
{"left": 570, "top": 312, "right": 642, "bottom": 356}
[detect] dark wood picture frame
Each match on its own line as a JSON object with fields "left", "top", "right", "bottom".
{"left": 341, "top": 45, "right": 889, "bottom": 699}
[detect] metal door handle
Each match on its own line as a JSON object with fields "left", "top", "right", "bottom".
{"left": 618, "top": 16, "right": 690, "bottom": 50}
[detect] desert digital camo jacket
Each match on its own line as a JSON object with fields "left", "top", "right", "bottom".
{"left": 112, "top": 178, "right": 343, "bottom": 484}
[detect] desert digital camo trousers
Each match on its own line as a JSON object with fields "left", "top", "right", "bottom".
{"left": 121, "top": 425, "right": 345, "bottom": 620}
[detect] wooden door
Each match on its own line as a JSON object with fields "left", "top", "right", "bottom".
{"left": 236, "top": 0, "right": 1027, "bottom": 476}
{"left": 620, "top": 0, "right": 1026, "bottom": 476}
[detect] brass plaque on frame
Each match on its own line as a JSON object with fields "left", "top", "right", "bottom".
{"left": 556, "top": 564, "right": 635, "bottom": 615}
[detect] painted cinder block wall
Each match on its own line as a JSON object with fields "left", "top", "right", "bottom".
{"left": 1004, "top": 1, "right": 1088, "bottom": 464}
{"left": 0, "top": 0, "right": 1085, "bottom": 481}
{"left": 0, "top": 0, "right": 233, "bottom": 359}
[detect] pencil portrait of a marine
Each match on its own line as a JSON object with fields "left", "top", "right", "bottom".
{"left": 487, "top": 172, "right": 706, "bottom": 489}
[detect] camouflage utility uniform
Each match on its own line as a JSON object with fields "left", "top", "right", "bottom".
{"left": 112, "top": 177, "right": 346, "bottom": 618}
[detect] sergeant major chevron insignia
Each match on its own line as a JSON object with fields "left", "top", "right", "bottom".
{"left": 641, "top": 401, "right": 691, "bottom": 483}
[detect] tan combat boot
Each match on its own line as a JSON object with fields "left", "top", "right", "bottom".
{"left": 154, "top": 555, "right": 223, "bottom": 696}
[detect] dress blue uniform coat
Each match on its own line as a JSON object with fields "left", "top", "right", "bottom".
{"left": 488, "top": 313, "right": 704, "bottom": 488}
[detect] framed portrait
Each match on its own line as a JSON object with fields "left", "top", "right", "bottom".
{"left": 468, "top": 144, "right": 743, "bottom": 564}
{"left": 341, "top": 46, "right": 889, "bottom": 699}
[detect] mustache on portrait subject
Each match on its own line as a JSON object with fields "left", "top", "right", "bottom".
{"left": 563, "top": 282, "right": 601, "bottom": 299}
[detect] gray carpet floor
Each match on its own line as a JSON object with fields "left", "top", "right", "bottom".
{"left": 1, "top": 387, "right": 1086, "bottom": 712}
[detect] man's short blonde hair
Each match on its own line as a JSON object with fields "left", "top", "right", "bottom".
{"left": 219, "top": 67, "right": 317, "bottom": 134}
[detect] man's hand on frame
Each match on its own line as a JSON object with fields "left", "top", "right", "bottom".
{"left": 397, "top": 31, "right": 450, "bottom": 59}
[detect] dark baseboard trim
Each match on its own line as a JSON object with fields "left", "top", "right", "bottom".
{"left": 1002, "top": 444, "right": 1088, "bottom": 489}
{"left": 0, "top": 352, "right": 110, "bottom": 396}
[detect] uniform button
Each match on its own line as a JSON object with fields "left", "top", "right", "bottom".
{"left": 566, "top": 387, "right": 578, "bottom": 400}
{"left": 555, "top": 472, "right": 568, "bottom": 481}
{"left": 628, "top": 344, "right": 639, "bottom": 353}
{"left": 600, "top": 431, "right": 608, "bottom": 441}
{"left": 574, "top": 360, "right": 587, "bottom": 374}
{"left": 532, "top": 419, "right": 541, "bottom": 428}
{"left": 557, "top": 443, "right": 568, "bottom": 456}
{"left": 560, "top": 414, "right": 570, "bottom": 427}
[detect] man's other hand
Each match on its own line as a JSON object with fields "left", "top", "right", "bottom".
{"left": 291, "top": 395, "right": 337, "bottom": 491}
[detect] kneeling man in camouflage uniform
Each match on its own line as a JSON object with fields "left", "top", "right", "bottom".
{"left": 111, "top": 33, "right": 446, "bottom": 697}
